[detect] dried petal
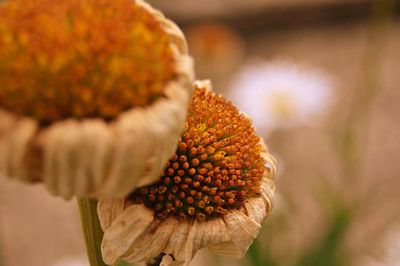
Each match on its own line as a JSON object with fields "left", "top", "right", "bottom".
{"left": 209, "top": 210, "right": 261, "bottom": 258}
{"left": 101, "top": 204, "right": 154, "bottom": 265}
{"left": 97, "top": 199, "right": 126, "bottom": 230}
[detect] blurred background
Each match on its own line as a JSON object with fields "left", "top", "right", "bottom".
{"left": 1, "top": 0, "right": 399, "bottom": 265}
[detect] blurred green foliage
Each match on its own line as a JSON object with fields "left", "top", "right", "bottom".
{"left": 295, "top": 206, "right": 351, "bottom": 266}
{"left": 247, "top": 201, "right": 352, "bottom": 266}
{"left": 248, "top": 240, "right": 277, "bottom": 266}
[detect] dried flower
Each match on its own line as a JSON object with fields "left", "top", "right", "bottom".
{"left": 0, "top": 0, "right": 194, "bottom": 199}
{"left": 229, "top": 60, "right": 333, "bottom": 133}
{"left": 98, "top": 81, "right": 276, "bottom": 265}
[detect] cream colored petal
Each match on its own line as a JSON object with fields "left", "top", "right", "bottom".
{"left": 163, "top": 220, "right": 191, "bottom": 258}
{"left": 117, "top": 215, "right": 232, "bottom": 265}
{"left": 259, "top": 139, "right": 276, "bottom": 215}
{"left": 0, "top": 110, "right": 37, "bottom": 181}
{"left": 97, "top": 199, "right": 126, "bottom": 231}
{"left": 246, "top": 179, "right": 275, "bottom": 225}
{"left": 122, "top": 218, "right": 178, "bottom": 263}
{"left": 209, "top": 210, "right": 261, "bottom": 258}
{"left": 40, "top": 119, "right": 115, "bottom": 199}
{"left": 173, "top": 220, "right": 202, "bottom": 264}
{"left": 160, "top": 219, "right": 203, "bottom": 265}
{"left": 79, "top": 121, "right": 114, "bottom": 195}
{"left": 175, "top": 218, "right": 231, "bottom": 265}
{"left": 200, "top": 218, "right": 230, "bottom": 247}
{"left": 260, "top": 178, "right": 275, "bottom": 211}
{"left": 245, "top": 197, "right": 267, "bottom": 225}
{"left": 41, "top": 121, "right": 81, "bottom": 199}
{"left": 208, "top": 240, "right": 242, "bottom": 257}
{"left": 97, "top": 110, "right": 152, "bottom": 197}
{"left": 101, "top": 204, "right": 154, "bottom": 265}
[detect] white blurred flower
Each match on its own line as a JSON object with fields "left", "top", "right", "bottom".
{"left": 229, "top": 60, "right": 333, "bottom": 133}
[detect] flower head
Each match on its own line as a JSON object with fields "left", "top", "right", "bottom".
{"left": 229, "top": 60, "right": 333, "bottom": 133}
{"left": 98, "top": 81, "right": 276, "bottom": 265}
{"left": 0, "top": 0, "right": 194, "bottom": 199}
{"left": 0, "top": 0, "right": 177, "bottom": 124}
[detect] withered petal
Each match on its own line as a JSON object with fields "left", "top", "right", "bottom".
{"left": 209, "top": 210, "right": 261, "bottom": 258}
{"left": 101, "top": 204, "right": 154, "bottom": 265}
{"left": 97, "top": 199, "right": 126, "bottom": 231}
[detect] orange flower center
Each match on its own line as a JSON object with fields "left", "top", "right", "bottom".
{"left": 130, "top": 87, "right": 265, "bottom": 222}
{"left": 0, "top": 0, "right": 176, "bottom": 125}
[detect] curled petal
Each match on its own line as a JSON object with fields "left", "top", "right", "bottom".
{"left": 176, "top": 218, "right": 231, "bottom": 264}
{"left": 261, "top": 179, "right": 275, "bottom": 211}
{"left": 123, "top": 218, "right": 178, "bottom": 262}
{"left": 101, "top": 204, "right": 154, "bottom": 265}
{"left": 163, "top": 220, "right": 192, "bottom": 259}
{"left": 200, "top": 218, "right": 231, "bottom": 247}
{"left": 0, "top": 112, "right": 37, "bottom": 181}
{"left": 209, "top": 210, "right": 261, "bottom": 258}
{"left": 245, "top": 197, "right": 267, "bottom": 225}
{"left": 97, "top": 199, "right": 126, "bottom": 231}
{"left": 41, "top": 120, "right": 114, "bottom": 199}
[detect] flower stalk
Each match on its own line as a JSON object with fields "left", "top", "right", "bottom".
{"left": 77, "top": 198, "right": 107, "bottom": 266}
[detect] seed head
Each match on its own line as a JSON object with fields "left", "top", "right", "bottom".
{"left": 131, "top": 86, "right": 265, "bottom": 221}
{"left": 0, "top": 0, "right": 176, "bottom": 125}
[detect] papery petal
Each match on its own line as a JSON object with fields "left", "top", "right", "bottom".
{"left": 201, "top": 218, "right": 231, "bottom": 247}
{"left": 176, "top": 217, "right": 232, "bottom": 265}
{"left": 163, "top": 220, "right": 192, "bottom": 258}
{"left": 261, "top": 179, "right": 275, "bottom": 210}
{"left": 245, "top": 197, "right": 267, "bottom": 225}
{"left": 41, "top": 120, "right": 113, "bottom": 199}
{"left": 122, "top": 218, "right": 179, "bottom": 263}
{"left": 173, "top": 220, "right": 202, "bottom": 264}
{"left": 0, "top": 111, "right": 37, "bottom": 181}
{"left": 97, "top": 199, "right": 126, "bottom": 231}
{"left": 101, "top": 204, "right": 154, "bottom": 265}
{"left": 209, "top": 210, "right": 261, "bottom": 258}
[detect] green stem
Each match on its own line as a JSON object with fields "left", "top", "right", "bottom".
{"left": 77, "top": 198, "right": 107, "bottom": 266}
